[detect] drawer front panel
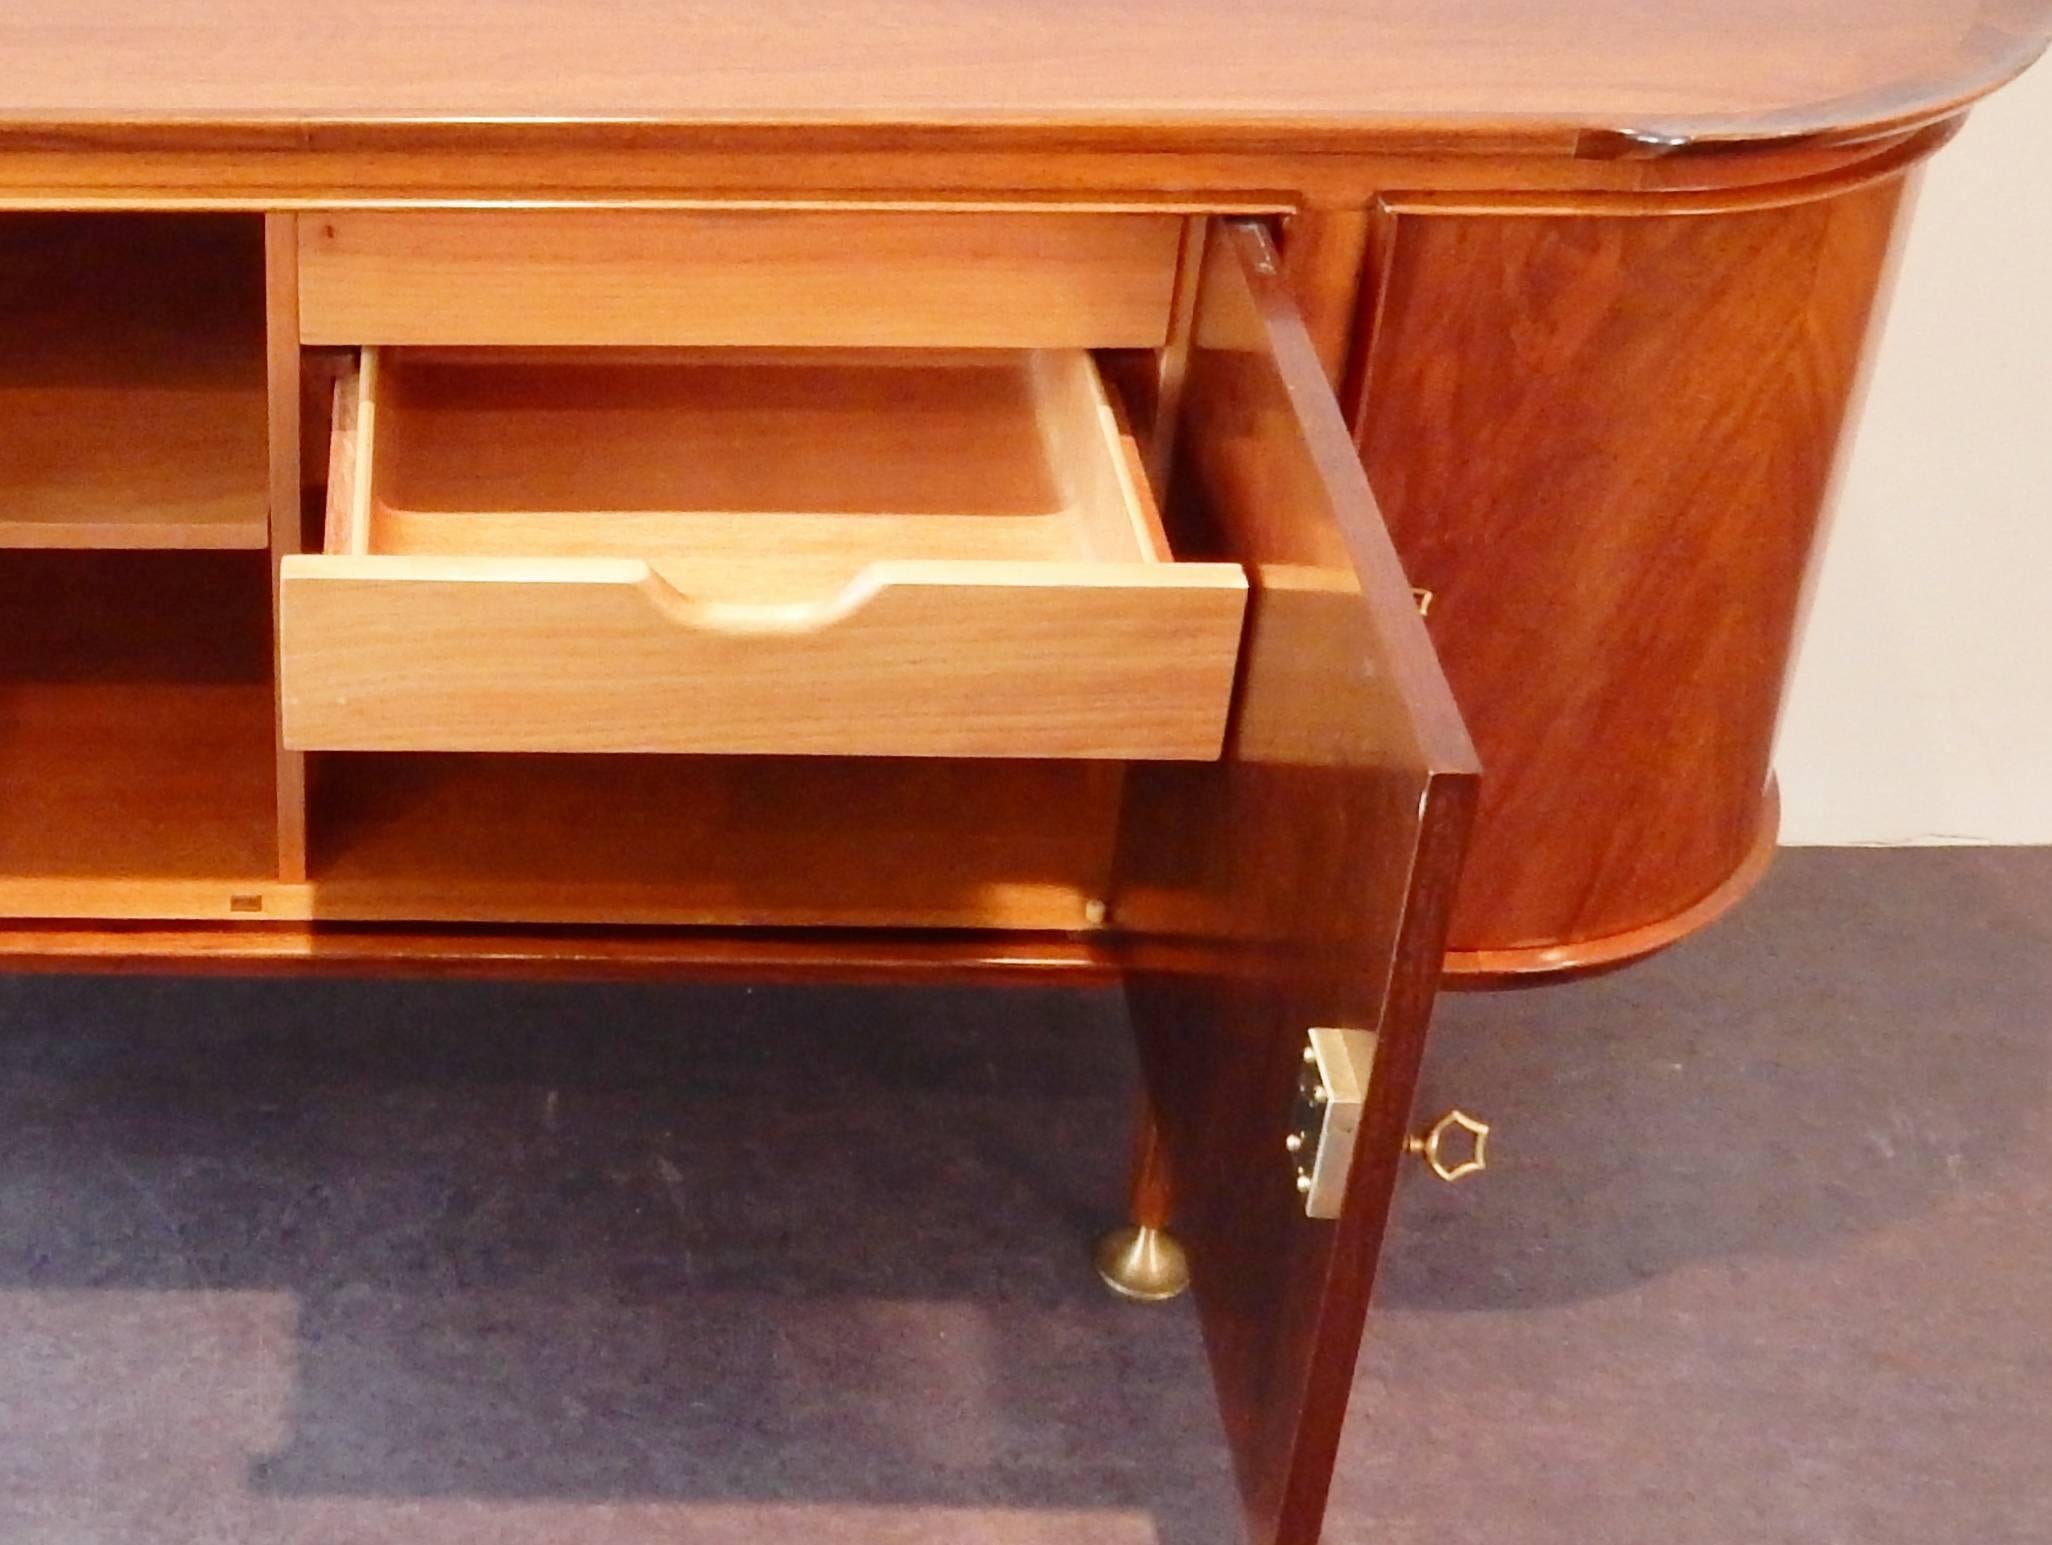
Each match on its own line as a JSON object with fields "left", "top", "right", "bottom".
{"left": 279, "top": 557, "right": 1245, "bottom": 759}
{"left": 298, "top": 209, "right": 1184, "bottom": 349}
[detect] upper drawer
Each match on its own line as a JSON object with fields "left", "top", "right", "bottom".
{"left": 279, "top": 344, "right": 1247, "bottom": 761}
{"left": 297, "top": 209, "right": 1184, "bottom": 349}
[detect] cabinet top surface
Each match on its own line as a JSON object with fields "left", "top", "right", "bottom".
{"left": 2, "top": 0, "right": 2047, "bottom": 153}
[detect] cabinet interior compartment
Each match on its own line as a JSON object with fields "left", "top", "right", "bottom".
{"left": 0, "top": 214, "right": 270, "bottom": 551}
{"left": 0, "top": 552, "right": 277, "bottom": 906}
{"left": 0, "top": 213, "right": 1222, "bottom": 935}
{"left": 280, "top": 343, "right": 1195, "bottom": 929}
{"left": 302, "top": 751, "right": 1124, "bottom": 932}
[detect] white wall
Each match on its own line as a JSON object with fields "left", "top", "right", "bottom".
{"left": 1776, "top": 60, "right": 2052, "bottom": 845}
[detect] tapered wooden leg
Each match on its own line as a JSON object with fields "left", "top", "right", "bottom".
{"left": 1094, "top": 1093, "right": 1190, "bottom": 1302}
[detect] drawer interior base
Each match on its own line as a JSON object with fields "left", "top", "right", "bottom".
{"left": 334, "top": 346, "right": 1173, "bottom": 601}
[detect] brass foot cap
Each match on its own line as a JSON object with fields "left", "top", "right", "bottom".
{"left": 1093, "top": 1224, "right": 1190, "bottom": 1303}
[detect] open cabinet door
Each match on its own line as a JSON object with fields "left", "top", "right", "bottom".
{"left": 1112, "top": 221, "right": 1481, "bottom": 1545}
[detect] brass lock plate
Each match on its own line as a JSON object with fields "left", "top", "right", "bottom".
{"left": 1287, "top": 1027, "right": 1377, "bottom": 1219}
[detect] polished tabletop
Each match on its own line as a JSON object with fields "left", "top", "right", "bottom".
{"left": 1, "top": 0, "right": 2047, "bottom": 152}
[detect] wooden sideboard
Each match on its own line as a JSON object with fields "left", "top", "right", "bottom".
{"left": 2, "top": 5, "right": 2047, "bottom": 1542}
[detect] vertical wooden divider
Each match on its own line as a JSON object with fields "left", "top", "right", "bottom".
{"left": 265, "top": 212, "right": 309, "bottom": 881}
{"left": 1278, "top": 208, "right": 1373, "bottom": 390}
{"left": 1142, "top": 215, "right": 1209, "bottom": 497}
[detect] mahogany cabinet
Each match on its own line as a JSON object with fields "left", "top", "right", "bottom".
{"left": 1, "top": 4, "right": 2047, "bottom": 1541}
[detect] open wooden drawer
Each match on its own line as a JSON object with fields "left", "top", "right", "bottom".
{"left": 279, "top": 345, "right": 1246, "bottom": 758}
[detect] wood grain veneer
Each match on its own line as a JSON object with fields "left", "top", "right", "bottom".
{"left": 1115, "top": 224, "right": 1478, "bottom": 1545}
{"left": 1353, "top": 168, "right": 1913, "bottom": 967}
{"left": 1444, "top": 781, "right": 1784, "bottom": 984}
{"left": 0, "top": 0, "right": 2045, "bottom": 155}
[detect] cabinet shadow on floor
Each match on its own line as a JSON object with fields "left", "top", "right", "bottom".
{"left": 0, "top": 976, "right": 1239, "bottom": 1544}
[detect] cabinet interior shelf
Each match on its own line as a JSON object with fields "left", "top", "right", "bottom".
{"left": 0, "top": 214, "right": 270, "bottom": 551}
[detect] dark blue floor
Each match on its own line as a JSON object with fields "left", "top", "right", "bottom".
{"left": 2, "top": 847, "right": 2047, "bottom": 1544}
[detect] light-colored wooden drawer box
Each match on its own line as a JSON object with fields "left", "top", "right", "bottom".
{"left": 278, "top": 346, "right": 1246, "bottom": 759}
{"left": 297, "top": 209, "right": 1184, "bottom": 349}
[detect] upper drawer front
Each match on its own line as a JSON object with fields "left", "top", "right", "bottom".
{"left": 297, "top": 209, "right": 1184, "bottom": 349}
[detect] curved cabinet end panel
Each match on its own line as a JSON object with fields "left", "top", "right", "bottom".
{"left": 1350, "top": 138, "right": 1940, "bottom": 977}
